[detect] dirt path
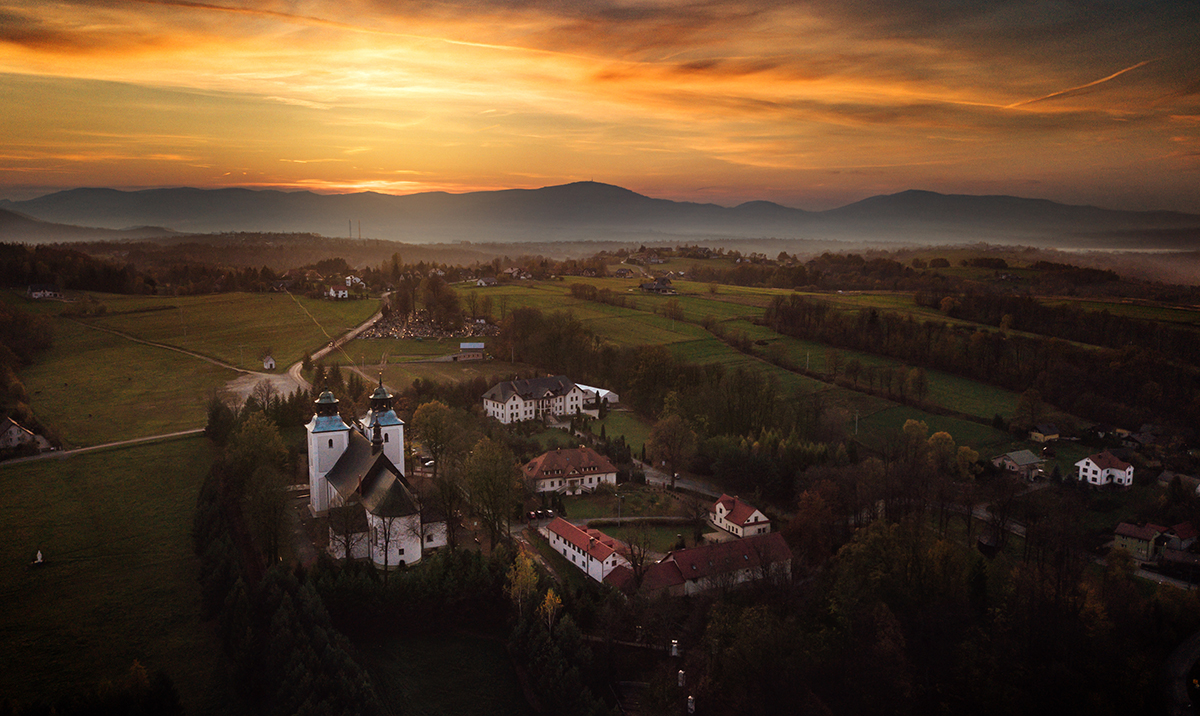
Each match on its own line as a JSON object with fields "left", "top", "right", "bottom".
{"left": 0, "top": 428, "right": 205, "bottom": 467}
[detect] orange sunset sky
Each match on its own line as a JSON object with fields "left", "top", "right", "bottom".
{"left": 1, "top": 0, "right": 1198, "bottom": 211}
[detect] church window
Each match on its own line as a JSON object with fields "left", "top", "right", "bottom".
{"left": 426, "top": 534, "right": 433, "bottom": 543}
{"left": 328, "top": 439, "right": 333, "bottom": 448}
{"left": 398, "top": 548, "right": 405, "bottom": 555}
{"left": 384, "top": 434, "right": 389, "bottom": 443}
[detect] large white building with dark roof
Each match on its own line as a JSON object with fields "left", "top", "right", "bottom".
{"left": 482, "top": 375, "right": 585, "bottom": 424}
{"left": 1075, "top": 450, "right": 1134, "bottom": 487}
{"left": 307, "top": 381, "right": 445, "bottom": 567}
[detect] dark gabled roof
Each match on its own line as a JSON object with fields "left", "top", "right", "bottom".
{"left": 639, "top": 533, "right": 792, "bottom": 592}
{"left": 523, "top": 446, "right": 616, "bottom": 481}
{"left": 329, "top": 503, "right": 369, "bottom": 535}
{"left": 326, "top": 431, "right": 418, "bottom": 518}
{"left": 1115, "top": 522, "right": 1166, "bottom": 541}
{"left": 996, "top": 449, "right": 1043, "bottom": 467}
{"left": 1033, "top": 424, "right": 1058, "bottom": 434}
{"left": 482, "top": 375, "right": 576, "bottom": 403}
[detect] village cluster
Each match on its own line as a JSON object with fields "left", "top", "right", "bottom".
{"left": 302, "top": 373, "right": 793, "bottom": 598}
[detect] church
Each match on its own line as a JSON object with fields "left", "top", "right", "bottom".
{"left": 306, "top": 380, "right": 447, "bottom": 568}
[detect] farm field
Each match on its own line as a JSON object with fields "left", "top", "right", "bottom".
{"left": 0, "top": 437, "right": 239, "bottom": 715}
{"left": 1045, "top": 297, "right": 1200, "bottom": 326}
{"left": 23, "top": 317, "right": 234, "bottom": 446}
{"left": 854, "top": 405, "right": 1012, "bottom": 455}
{"left": 378, "top": 359, "right": 535, "bottom": 391}
{"left": 76, "top": 291, "right": 378, "bottom": 371}
{"left": 362, "top": 634, "right": 532, "bottom": 716}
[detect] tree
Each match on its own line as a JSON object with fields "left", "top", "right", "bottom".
{"left": 623, "top": 523, "right": 654, "bottom": 586}
{"left": 506, "top": 552, "right": 540, "bottom": 620}
{"left": 246, "top": 463, "right": 290, "bottom": 563}
{"left": 413, "top": 401, "right": 472, "bottom": 548}
{"left": 250, "top": 378, "right": 278, "bottom": 412}
{"left": 1015, "top": 388, "right": 1045, "bottom": 428}
{"left": 465, "top": 437, "right": 520, "bottom": 549}
{"left": 539, "top": 588, "right": 563, "bottom": 635}
{"left": 647, "top": 414, "right": 697, "bottom": 490}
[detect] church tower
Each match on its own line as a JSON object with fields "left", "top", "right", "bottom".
{"left": 306, "top": 390, "right": 350, "bottom": 515}
{"left": 363, "top": 377, "right": 405, "bottom": 474}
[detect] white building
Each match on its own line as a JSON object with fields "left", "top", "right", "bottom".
{"left": 482, "top": 375, "right": 585, "bottom": 424}
{"left": 1, "top": 417, "right": 49, "bottom": 451}
{"left": 575, "top": 384, "right": 619, "bottom": 407}
{"left": 709, "top": 494, "right": 771, "bottom": 538}
{"left": 1075, "top": 450, "right": 1134, "bottom": 488}
{"left": 542, "top": 517, "right": 627, "bottom": 582}
{"left": 522, "top": 446, "right": 617, "bottom": 495}
{"left": 307, "top": 382, "right": 446, "bottom": 568}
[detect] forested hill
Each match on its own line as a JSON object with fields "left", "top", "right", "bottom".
{"left": 5, "top": 183, "right": 1199, "bottom": 249}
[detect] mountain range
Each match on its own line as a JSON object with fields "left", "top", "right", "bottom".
{"left": 2, "top": 182, "right": 1199, "bottom": 249}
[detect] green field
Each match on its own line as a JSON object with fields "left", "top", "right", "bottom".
{"left": 77, "top": 292, "right": 378, "bottom": 371}
{"left": 340, "top": 336, "right": 478, "bottom": 365}
{"left": 378, "top": 359, "right": 536, "bottom": 391}
{"left": 0, "top": 438, "right": 238, "bottom": 714}
{"left": 362, "top": 634, "right": 532, "bottom": 716}
{"left": 604, "top": 524, "right": 692, "bottom": 553}
{"left": 23, "top": 317, "right": 235, "bottom": 446}
{"left": 591, "top": 411, "right": 653, "bottom": 454}
{"left": 561, "top": 485, "right": 688, "bottom": 521}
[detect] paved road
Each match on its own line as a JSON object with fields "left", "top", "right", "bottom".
{"left": 0, "top": 428, "right": 205, "bottom": 467}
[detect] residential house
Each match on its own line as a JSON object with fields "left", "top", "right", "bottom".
{"left": 710, "top": 494, "right": 771, "bottom": 537}
{"left": 476, "top": 277, "right": 498, "bottom": 287}
{"left": 610, "top": 532, "right": 792, "bottom": 597}
{"left": 522, "top": 446, "right": 617, "bottom": 494}
{"left": 639, "top": 278, "right": 674, "bottom": 294}
{"left": 1030, "top": 424, "right": 1059, "bottom": 443}
{"left": 1075, "top": 450, "right": 1134, "bottom": 487}
{"left": 328, "top": 286, "right": 349, "bottom": 299}
{"left": 482, "top": 375, "right": 585, "bottom": 424}
{"left": 542, "top": 517, "right": 627, "bottom": 581}
{"left": 1113, "top": 522, "right": 1167, "bottom": 561}
{"left": 307, "top": 383, "right": 446, "bottom": 568}
{"left": 614, "top": 268, "right": 633, "bottom": 278}
{"left": 1, "top": 417, "right": 49, "bottom": 451}
{"left": 991, "top": 450, "right": 1045, "bottom": 481}
{"left": 26, "top": 284, "right": 61, "bottom": 300}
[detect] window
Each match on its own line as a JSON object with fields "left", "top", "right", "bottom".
{"left": 328, "top": 439, "right": 333, "bottom": 448}
{"left": 398, "top": 548, "right": 405, "bottom": 555}
{"left": 384, "top": 434, "right": 389, "bottom": 443}
{"left": 426, "top": 534, "right": 433, "bottom": 543}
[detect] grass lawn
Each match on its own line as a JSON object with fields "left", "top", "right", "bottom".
{"left": 23, "top": 317, "right": 235, "bottom": 446}
{"left": 77, "top": 292, "right": 378, "bottom": 371}
{"left": 1079, "top": 483, "right": 1164, "bottom": 535}
{"left": 379, "top": 360, "right": 536, "bottom": 390}
{"left": 590, "top": 411, "right": 652, "bottom": 454}
{"left": 604, "top": 524, "right": 692, "bottom": 553}
{"left": 561, "top": 485, "right": 689, "bottom": 521}
{"left": 0, "top": 437, "right": 239, "bottom": 715}
{"left": 361, "top": 634, "right": 532, "bottom": 716}
{"left": 340, "top": 336, "right": 477, "bottom": 365}
{"left": 855, "top": 406, "right": 1012, "bottom": 454}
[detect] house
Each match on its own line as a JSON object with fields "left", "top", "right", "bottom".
{"left": 542, "top": 517, "right": 627, "bottom": 581}
{"left": 991, "top": 450, "right": 1045, "bottom": 481}
{"left": 26, "top": 284, "right": 62, "bottom": 300}
{"left": 639, "top": 278, "right": 674, "bottom": 294}
{"left": 454, "top": 342, "right": 485, "bottom": 361}
{"left": 614, "top": 268, "right": 633, "bottom": 278}
{"left": 1030, "top": 424, "right": 1059, "bottom": 443}
{"left": 522, "top": 446, "right": 617, "bottom": 494}
{"left": 1157, "top": 470, "right": 1200, "bottom": 494}
{"left": 262, "top": 355, "right": 276, "bottom": 370}
{"left": 1075, "top": 450, "right": 1134, "bottom": 487}
{"left": 1165, "top": 522, "right": 1198, "bottom": 551}
{"left": 1, "top": 417, "right": 49, "bottom": 451}
{"left": 710, "top": 494, "right": 771, "bottom": 537}
{"left": 1123, "top": 432, "right": 1155, "bottom": 451}
{"left": 476, "top": 277, "right": 498, "bottom": 287}
{"left": 345, "top": 275, "right": 365, "bottom": 287}
{"left": 328, "top": 286, "right": 348, "bottom": 299}
{"left": 307, "top": 382, "right": 446, "bottom": 568}
{"left": 1113, "top": 522, "right": 1167, "bottom": 561}
{"left": 613, "top": 532, "right": 792, "bottom": 597}
{"left": 482, "top": 375, "right": 585, "bottom": 424}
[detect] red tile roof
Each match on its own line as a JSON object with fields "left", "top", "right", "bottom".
{"left": 546, "top": 517, "right": 619, "bottom": 562}
{"left": 1115, "top": 522, "right": 1166, "bottom": 541}
{"left": 1172, "top": 522, "right": 1198, "bottom": 541}
{"left": 523, "top": 446, "right": 616, "bottom": 482}
{"left": 641, "top": 532, "right": 791, "bottom": 592}
{"left": 711, "top": 494, "right": 768, "bottom": 528}
{"left": 1088, "top": 450, "right": 1131, "bottom": 471}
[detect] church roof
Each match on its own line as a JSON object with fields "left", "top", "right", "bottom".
{"left": 326, "top": 431, "right": 419, "bottom": 518}
{"left": 310, "top": 415, "right": 351, "bottom": 433}
{"left": 367, "top": 408, "right": 404, "bottom": 427}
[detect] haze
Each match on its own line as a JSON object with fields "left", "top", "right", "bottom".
{"left": 1, "top": 0, "right": 1197, "bottom": 213}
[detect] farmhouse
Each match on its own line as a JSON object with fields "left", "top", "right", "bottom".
{"left": 1075, "top": 450, "right": 1134, "bottom": 488}
{"left": 1, "top": 417, "right": 49, "bottom": 451}
{"left": 710, "top": 494, "right": 771, "bottom": 537}
{"left": 542, "top": 517, "right": 627, "bottom": 581}
{"left": 1030, "top": 424, "right": 1059, "bottom": 443}
{"left": 482, "top": 375, "right": 585, "bottom": 424}
{"left": 454, "top": 342, "right": 484, "bottom": 361}
{"left": 522, "top": 445, "right": 617, "bottom": 494}
{"left": 307, "top": 382, "right": 446, "bottom": 567}
{"left": 327, "top": 286, "right": 348, "bottom": 299}
{"left": 991, "top": 450, "right": 1045, "bottom": 481}
{"left": 1114, "top": 522, "right": 1167, "bottom": 561}
{"left": 26, "top": 284, "right": 62, "bottom": 300}
{"left": 611, "top": 532, "right": 792, "bottom": 597}
{"left": 476, "top": 277, "right": 498, "bottom": 287}
{"left": 639, "top": 277, "right": 674, "bottom": 294}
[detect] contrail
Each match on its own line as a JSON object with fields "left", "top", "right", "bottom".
{"left": 1007, "top": 61, "right": 1152, "bottom": 108}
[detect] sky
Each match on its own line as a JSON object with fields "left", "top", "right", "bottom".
{"left": 1, "top": 0, "right": 1198, "bottom": 212}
